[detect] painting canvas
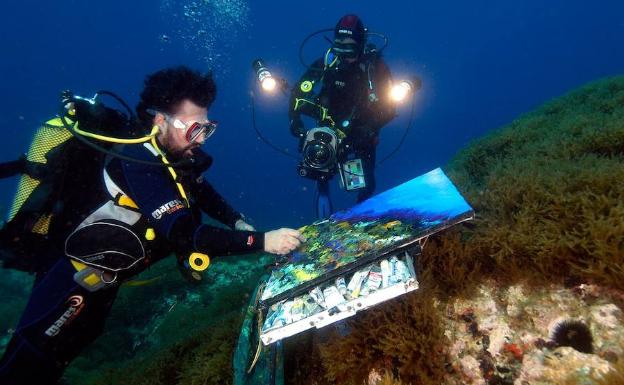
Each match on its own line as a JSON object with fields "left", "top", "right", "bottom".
{"left": 260, "top": 167, "right": 474, "bottom": 307}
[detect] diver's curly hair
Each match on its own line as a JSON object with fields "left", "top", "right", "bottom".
{"left": 136, "top": 66, "right": 216, "bottom": 129}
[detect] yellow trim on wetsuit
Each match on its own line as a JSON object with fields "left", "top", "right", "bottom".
{"left": 70, "top": 260, "right": 102, "bottom": 286}
{"left": 117, "top": 194, "right": 139, "bottom": 209}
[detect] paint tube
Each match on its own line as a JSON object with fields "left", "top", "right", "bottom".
{"left": 395, "top": 259, "right": 411, "bottom": 282}
{"left": 323, "top": 285, "right": 346, "bottom": 309}
{"left": 367, "top": 270, "right": 383, "bottom": 292}
{"left": 309, "top": 286, "right": 326, "bottom": 308}
{"left": 347, "top": 271, "right": 363, "bottom": 294}
{"left": 290, "top": 297, "right": 306, "bottom": 322}
{"left": 349, "top": 266, "right": 371, "bottom": 298}
{"left": 380, "top": 259, "right": 391, "bottom": 288}
{"left": 336, "top": 277, "right": 347, "bottom": 296}
{"left": 388, "top": 256, "right": 400, "bottom": 285}
{"left": 303, "top": 295, "right": 323, "bottom": 315}
{"left": 404, "top": 251, "right": 417, "bottom": 279}
{"left": 360, "top": 271, "right": 371, "bottom": 296}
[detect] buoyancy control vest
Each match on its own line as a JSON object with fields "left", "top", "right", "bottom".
{"left": 0, "top": 92, "right": 152, "bottom": 273}
{"left": 0, "top": 91, "right": 173, "bottom": 273}
{"left": 0, "top": 116, "right": 107, "bottom": 272}
{"left": 0, "top": 92, "right": 211, "bottom": 287}
{"left": 293, "top": 47, "right": 382, "bottom": 130}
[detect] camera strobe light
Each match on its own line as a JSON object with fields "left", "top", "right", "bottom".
{"left": 261, "top": 76, "right": 277, "bottom": 92}
{"left": 390, "top": 80, "right": 412, "bottom": 102}
{"left": 390, "top": 77, "right": 422, "bottom": 103}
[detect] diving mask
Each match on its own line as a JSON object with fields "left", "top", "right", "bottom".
{"left": 162, "top": 112, "right": 217, "bottom": 143}
{"left": 170, "top": 117, "right": 217, "bottom": 144}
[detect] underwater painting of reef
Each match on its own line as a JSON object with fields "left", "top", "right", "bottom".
{"left": 260, "top": 168, "right": 474, "bottom": 304}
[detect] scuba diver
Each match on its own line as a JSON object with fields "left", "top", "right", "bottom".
{"left": 289, "top": 14, "right": 396, "bottom": 218}
{"left": 0, "top": 66, "right": 304, "bottom": 385}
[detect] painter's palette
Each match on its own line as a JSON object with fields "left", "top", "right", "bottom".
{"left": 260, "top": 168, "right": 474, "bottom": 307}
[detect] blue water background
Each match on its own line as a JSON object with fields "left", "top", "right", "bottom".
{"left": 0, "top": 0, "right": 623, "bottom": 231}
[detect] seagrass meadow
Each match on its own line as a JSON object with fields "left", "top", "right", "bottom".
{"left": 2, "top": 75, "right": 623, "bottom": 385}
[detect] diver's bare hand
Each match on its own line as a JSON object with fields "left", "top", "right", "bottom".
{"left": 264, "top": 228, "right": 304, "bottom": 255}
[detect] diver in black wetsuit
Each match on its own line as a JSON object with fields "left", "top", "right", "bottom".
{"left": 0, "top": 66, "right": 304, "bottom": 385}
{"left": 289, "top": 14, "right": 396, "bottom": 206}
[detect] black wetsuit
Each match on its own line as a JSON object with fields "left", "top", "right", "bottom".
{"left": 289, "top": 53, "right": 396, "bottom": 202}
{"left": 0, "top": 141, "right": 263, "bottom": 385}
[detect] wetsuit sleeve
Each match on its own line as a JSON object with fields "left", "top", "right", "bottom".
{"left": 0, "top": 157, "right": 26, "bottom": 179}
{"left": 288, "top": 58, "right": 325, "bottom": 122}
{"left": 191, "top": 178, "right": 242, "bottom": 228}
{"left": 116, "top": 149, "right": 264, "bottom": 257}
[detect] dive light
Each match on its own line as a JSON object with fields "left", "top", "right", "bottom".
{"left": 390, "top": 77, "right": 422, "bottom": 103}
{"left": 252, "top": 59, "right": 287, "bottom": 94}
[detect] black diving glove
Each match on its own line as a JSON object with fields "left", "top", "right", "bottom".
{"left": 289, "top": 116, "right": 305, "bottom": 138}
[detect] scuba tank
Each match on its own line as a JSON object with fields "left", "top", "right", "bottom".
{"left": 0, "top": 91, "right": 134, "bottom": 273}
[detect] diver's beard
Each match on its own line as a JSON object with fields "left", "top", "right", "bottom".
{"left": 158, "top": 128, "right": 202, "bottom": 158}
{"left": 178, "top": 143, "right": 201, "bottom": 157}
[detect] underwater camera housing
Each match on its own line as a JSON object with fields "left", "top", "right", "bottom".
{"left": 298, "top": 127, "right": 340, "bottom": 181}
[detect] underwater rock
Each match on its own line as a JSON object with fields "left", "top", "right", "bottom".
{"left": 440, "top": 281, "right": 624, "bottom": 385}
{"left": 457, "top": 355, "right": 485, "bottom": 385}
{"left": 518, "top": 346, "right": 614, "bottom": 384}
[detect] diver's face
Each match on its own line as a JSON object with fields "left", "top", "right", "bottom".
{"left": 157, "top": 99, "right": 210, "bottom": 157}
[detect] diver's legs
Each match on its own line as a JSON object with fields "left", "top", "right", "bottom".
{"left": 314, "top": 179, "right": 333, "bottom": 219}
{"left": 355, "top": 143, "right": 377, "bottom": 203}
{"left": 0, "top": 257, "right": 118, "bottom": 385}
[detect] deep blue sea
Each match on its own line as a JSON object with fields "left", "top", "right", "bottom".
{"left": 0, "top": 0, "right": 622, "bottom": 229}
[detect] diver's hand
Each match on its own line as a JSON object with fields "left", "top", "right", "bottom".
{"left": 289, "top": 117, "right": 305, "bottom": 138}
{"left": 264, "top": 228, "right": 304, "bottom": 255}
{"left": 234, "top": 219, "right": 255, "bottom": 231}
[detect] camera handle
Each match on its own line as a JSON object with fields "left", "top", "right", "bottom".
{"left": 314, "top": 179, "right": 333, "bottom": 220}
